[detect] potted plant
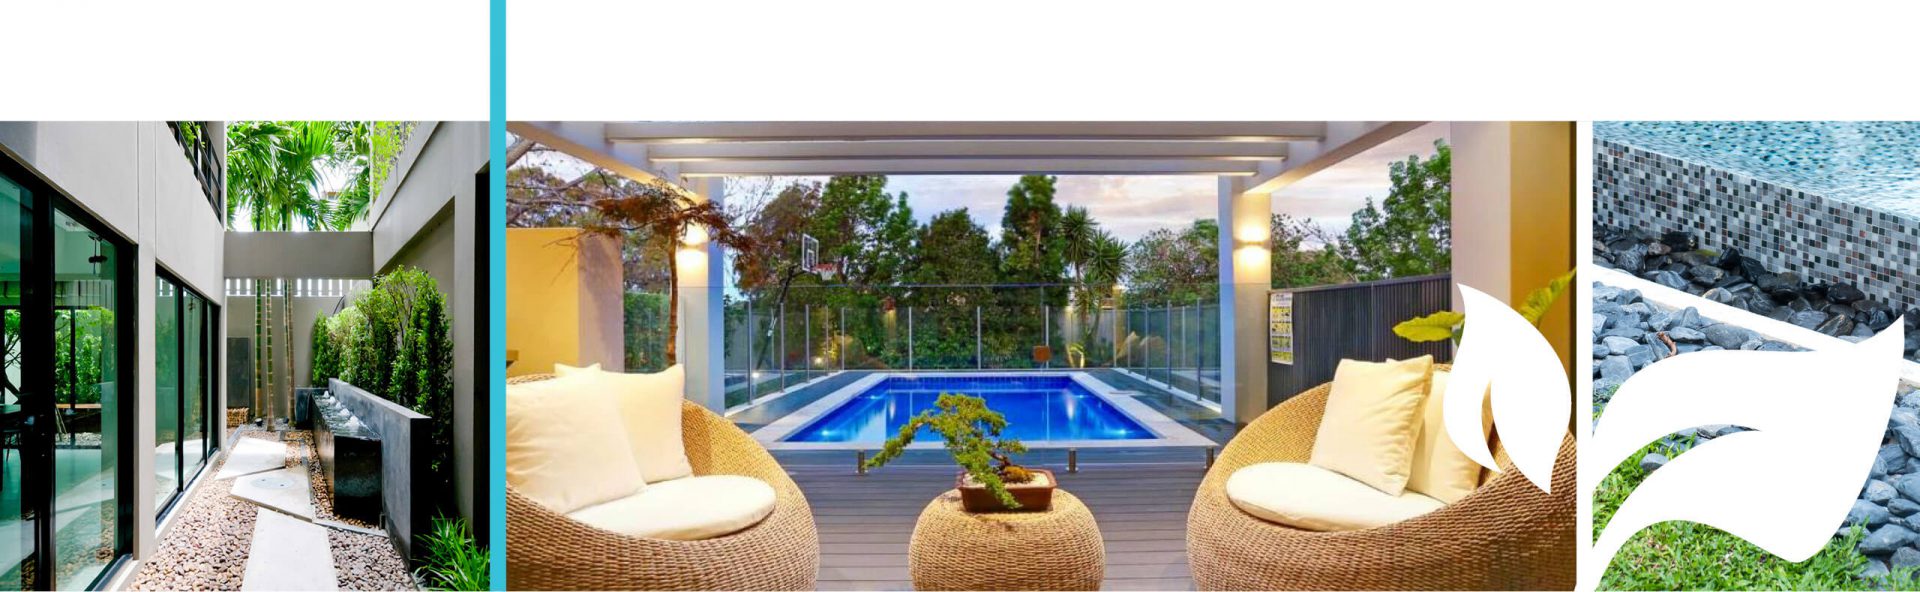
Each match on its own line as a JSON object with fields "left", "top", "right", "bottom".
{"left": 863, "top": 393, "right": 1054, "bottom": 512}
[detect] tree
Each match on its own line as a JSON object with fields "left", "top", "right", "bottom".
{"left": 1269, "top": 214, "right": 1351, "bottom": 289}
{"left": 907, "top": 210, "right": 999, "bottom": 367}
{"left": 1337, "top": 139, "right": 1451, "bottom": 281}
{"left": 997, "top": 175, "right": 1066, "bottom": 295}
{"left": 1124, "top": 219, "right": 1219, "bottom": 307}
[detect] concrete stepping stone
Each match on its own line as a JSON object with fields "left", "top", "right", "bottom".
{"left": 241, "top": 508, "right": 338, "bottom": 591}
{"left": 231, "top": 468, "right": 315, "bottom": 521}
{"left": 217, "top": 438, "right": 288, "bottom": 480}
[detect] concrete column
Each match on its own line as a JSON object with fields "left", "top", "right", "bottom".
{"left": 680, "top": 178, "right": 728, "bottom": 411}
{"left": 1450, "top": 122, "right": 1575, "bottom": 373}
{"left": 1218, "top": 176, "right": 1271, "bottom": 424}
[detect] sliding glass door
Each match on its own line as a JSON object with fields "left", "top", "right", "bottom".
{"left": 154, "top": 274, "right": 213, "bottom": 515}
{"left": 0, "top": 164, "right": 135, "bottom": 591}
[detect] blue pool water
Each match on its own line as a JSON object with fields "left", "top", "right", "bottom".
{"left": 1595, "top": 121, "right": 1920, "bottom": 217}
{"left": 783, "top": 375, "right": 1156, "bottom": 443}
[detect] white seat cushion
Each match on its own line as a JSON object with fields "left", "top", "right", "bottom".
{"left": 568, "top": 475, "right": 777, "bottom": 541}
{"left": 1226, "top": 462, "right": 1445, "bottom": 532}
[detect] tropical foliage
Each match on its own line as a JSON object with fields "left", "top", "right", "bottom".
{"left": 1394, "top": 269, "right": 1575, "bottom": 343}
{"left": 226, "top": 121, "right": 397, "bottom": 231}
{"left": 416, "top": 515, "right": 489, "bottom": 591}
{"left": 310, "top": 267, "right": 456, "bottom": 485}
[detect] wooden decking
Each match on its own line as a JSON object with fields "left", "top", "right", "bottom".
{"left": 790, "top": 461, "right": 1206, "bottom": 591}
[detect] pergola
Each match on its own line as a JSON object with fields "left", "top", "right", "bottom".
{"left": 507, "top": 121, "right": 1568, "bottom": 422}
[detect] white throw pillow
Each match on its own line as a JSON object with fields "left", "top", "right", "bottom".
{"left": 568, "top": 475, "right": 776, "bottom": 541}
{"left": 1308, "top": 356, "right": 1433, "bottom": 495}
{"left": 553, "top": 362, "right": 602, "bottom": 376}
{"left": 1407, "top": 370, "right": 1496, "bottom": 504}
{"left": 1227, "top": 462, "right": 1444, "bottom": 532}
{"left": 505, "top": 373, "right": 646, "bottom": 514}
{"left": 571, "top": 365, "right": 695, "bottom": 482}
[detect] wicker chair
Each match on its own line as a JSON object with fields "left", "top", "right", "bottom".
{"left": 1186, "top": 369, "right": 1575, "bottom": 591}
{"left": 505, "top": 373, "right": 820, "bottom": 590}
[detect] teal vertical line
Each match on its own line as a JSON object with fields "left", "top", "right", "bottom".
{"left": 488, "top": 0, "right": 506, "bottom": 587}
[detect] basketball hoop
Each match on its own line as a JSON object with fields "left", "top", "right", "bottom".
{"left": 812, "top": 262, "right": 839, "bottom": 281}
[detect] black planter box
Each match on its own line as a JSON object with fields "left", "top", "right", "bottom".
{"left": 328, "top": 378, "right": 434, "bottom": 562}
{"left": 312, "top": 390, "right": 382, "bottom": 523}
{"left": 294, "top": 387, "right": 324, "bottom": 430}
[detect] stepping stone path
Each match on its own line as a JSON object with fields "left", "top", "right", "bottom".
{"left": 241, "top": 508, "right": 339, "bottom": 591}
{"left": 217, "top": 438, "right": 291, "bottom": 480}
{"left": 222, "top": 434, "right": 339, "bottom": 591}
{"left": 232, "top": 468, "right": 316, "bottom": 521}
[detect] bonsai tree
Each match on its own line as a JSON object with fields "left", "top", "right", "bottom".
{"left": 863, "top": 393, "right": 1034, "bottom": 508}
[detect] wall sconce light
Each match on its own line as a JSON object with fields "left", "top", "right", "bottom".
{"left": 681, "top": 223, "right": 709, "bottom": 247}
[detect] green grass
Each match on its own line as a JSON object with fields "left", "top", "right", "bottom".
{"left": 1593, "top": 434, "right": 1920, "bottom": 590}
{"left": 415, "top": 516, "right": 489, "bottom": 591}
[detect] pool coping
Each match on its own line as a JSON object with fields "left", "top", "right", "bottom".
{"left": 750, "top": 371, "right": 1217, "bottom": 450}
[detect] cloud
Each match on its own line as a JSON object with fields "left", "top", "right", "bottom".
{"left": 1274, "top": 122, "right": 1450, "bottom": 237}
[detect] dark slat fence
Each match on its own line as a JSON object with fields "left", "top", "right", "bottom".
{"left": 1266, "top": 274, "right": 1453, "bottom": 407}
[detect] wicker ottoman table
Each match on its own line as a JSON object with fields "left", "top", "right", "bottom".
{"left": 908, "top": 488, "right": 1104, "bottom": 591}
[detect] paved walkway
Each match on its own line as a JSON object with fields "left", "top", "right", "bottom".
{"left": 219, "top": 438, "right": 339, "bottom": 591}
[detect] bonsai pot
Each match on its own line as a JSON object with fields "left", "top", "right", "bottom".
{"left": 956, "top": 468, "right": 1055, "bottom": 512}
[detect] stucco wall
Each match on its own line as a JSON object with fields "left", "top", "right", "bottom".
{"left": 505, "top": 227, "right": 624, "bottom": 377}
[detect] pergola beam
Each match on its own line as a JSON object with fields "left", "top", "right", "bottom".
{"left": 677, "top": 158, "right": 1259, "bottom": 176}
{"left": 649, "top": 140, "right": 1288, "bottom": 161}
{"left": 607, "top": 121, "right": 1327, "bottom": 142}
{"left": 1241, "top": 121, "right": 1427, "bottom": 194}
{"left": 506, "top": 121, "right": 684, "bottom": 186}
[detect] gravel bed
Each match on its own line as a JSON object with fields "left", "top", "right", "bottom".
{"left": 1593, "top": 282, "right": 1920, "bottom": 582}
{"left": 1594, "top": 225, "right": 1920, "bottom": 362}
{"left": 328, "top": 529, "right": 417, "bottom": 591}
{"left": 130, "top": 427, "right": 415, "bottom": 591}
{"left": 128, "top": 432, "right": 267, "bottom": 591}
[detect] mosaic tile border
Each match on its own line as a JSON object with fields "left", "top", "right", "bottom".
{"left": 1596, "top": 139, "right": 1920, "bottom": 313}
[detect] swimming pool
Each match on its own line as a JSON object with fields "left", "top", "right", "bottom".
{"left": 1595, "top": 121, "right": 1920, "bottom": 217}
{"left": 752, "top": 372, "right": 1214, "bottom": 449}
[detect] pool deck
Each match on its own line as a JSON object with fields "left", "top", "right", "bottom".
{"left": 733, "top": 369, "right": 1233, "bottom": 590}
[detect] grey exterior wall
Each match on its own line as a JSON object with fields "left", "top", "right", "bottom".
{"left": 0, "top": 122, "right": 229, "bottom": 563}
{"left": 363, "top": 121, "right": 488, "bottom": 539}
{"left": 226, "top": 292, "right": 355, "bottom": 412}
{"left": 1597, "top": 139, "right": 1920, "bottom": 311}
{"left": 1266, "top": 275, "right": 1454, "bottom": 407}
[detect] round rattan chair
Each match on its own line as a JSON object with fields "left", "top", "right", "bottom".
{"left": 1186, "top": 367, "right": 1575, "bottom": 591}
{"left": 505, "top": 373, "right": 820, "bottom": 590}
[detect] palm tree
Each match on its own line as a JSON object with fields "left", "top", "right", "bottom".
{"left": 1058, "top": 206, "right": 1127, "bottom": 366}
{"left": 225, "top": 121, "right": 366, "bottom": 421}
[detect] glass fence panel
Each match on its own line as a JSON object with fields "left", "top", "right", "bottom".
{"left": 980, "top": 305, "right": 1047, "bottom": 369}
{"left": 910, "top": 306, "right": 974, "bottom": 369}
{"left": 722, "top": 300, "right": 752, "bottom": 409}
{"left": 1198, "top": 303, "right": 1222, "bottom": 404}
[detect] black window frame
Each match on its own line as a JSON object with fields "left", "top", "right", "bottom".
{"left": 1, "top": 153, "right": 139, "bottom": 592}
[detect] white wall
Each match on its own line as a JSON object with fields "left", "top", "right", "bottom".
{"left": 0, "top": 121, "right": 228, "bottom": 564}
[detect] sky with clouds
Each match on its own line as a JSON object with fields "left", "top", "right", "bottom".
{"left": 764, "top": 121, "right": 1452, "bottom": 245}
{"left": 516, "top": 122, "right": 1451, "bottom": 245}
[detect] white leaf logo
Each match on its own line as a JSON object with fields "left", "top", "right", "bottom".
{"left": 1582, "top": 319, "right": 1906, "bottom": 591}
{"left": 1446, "top": 284, "right": 1572, "bottom": 493}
